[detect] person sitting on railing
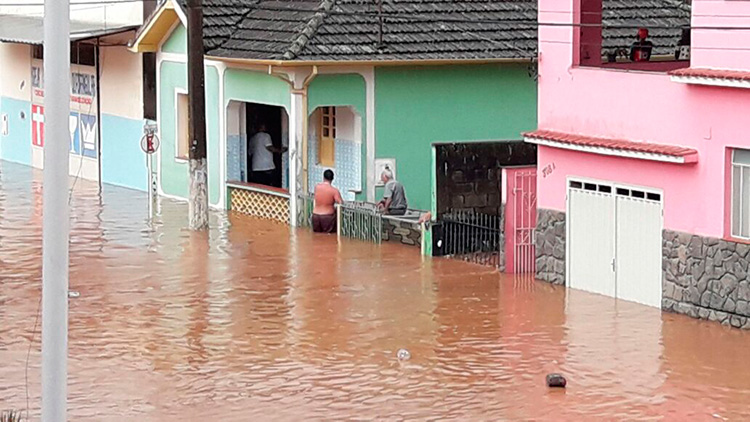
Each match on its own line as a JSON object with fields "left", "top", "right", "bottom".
{"left": 377, "top": 168, "right": 408, "bottom": 216}
{"left": 312, "top": 169, "right": 343, "bottom": 233}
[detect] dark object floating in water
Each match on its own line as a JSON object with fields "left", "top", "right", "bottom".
{"left": 546, "top": 373, "right": 567, "bottom": 388}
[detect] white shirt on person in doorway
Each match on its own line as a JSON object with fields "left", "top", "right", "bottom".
{"left": 249, "top": 131, "right": 274, "bottom": 172}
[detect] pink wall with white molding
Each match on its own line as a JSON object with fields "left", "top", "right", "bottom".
{"left": 537, "top": 0, "right": 750, "bottom": 238}
{"left": 691, "top": 0, "right": 750, "bottom": 71}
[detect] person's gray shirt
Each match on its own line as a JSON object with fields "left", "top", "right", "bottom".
{"left": 384, "top": 179, "right": 407, "bottom": 210}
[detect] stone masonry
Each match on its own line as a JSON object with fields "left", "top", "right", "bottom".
{"left": 383, "top": 218, "right": 422, "bottom": 248}
{"left": 535, "top": 209, "right": 565, "bottom": 285}
{"left": 662, "top": 230, "right": 750, "bottom": 329}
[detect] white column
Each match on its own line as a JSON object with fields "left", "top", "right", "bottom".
{"left": 42, "top": 0, "right": 70, "bottom": 420}
{"left": 289, "top": 82, "right": 305, "bottom": 226}
{"left": 362, "top": 67, "right": 376, "bottom": 202}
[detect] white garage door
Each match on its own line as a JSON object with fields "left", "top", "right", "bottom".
{"left": 615, "top": 188, "right": 663, "bottom": 308}
{"left": 568, "top": 181, "right": 616, "bottom": 298}
{"left": 567, "top": 180, "right": 663, "bottom": 308}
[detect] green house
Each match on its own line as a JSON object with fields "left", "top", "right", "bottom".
{"left": 131, "top": 0, "right": 538, "bottom": 224}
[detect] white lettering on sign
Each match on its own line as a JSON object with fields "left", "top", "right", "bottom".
{"left": 71, "top": 72, "right": 96, "bottom": 97}
{"left": 80, "top": 114, "right": 97, "bottom": 158}
{"left": 32, "top": 105, "right": 44, "bottom": 147}
{"left": 31, "top": 66, "right": 43, "bottom": 89}
{"left": 31, "top": 66, "right": 96, "bottom": 102}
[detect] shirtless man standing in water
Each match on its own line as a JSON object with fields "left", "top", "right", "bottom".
{"left": 312, "top": 169, "right": 343, "bottom": 233}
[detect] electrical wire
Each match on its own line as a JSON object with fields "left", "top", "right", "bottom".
{"left": 201, "top": 4, "right": 750, "bottom": 32}
{"left": 0, "top": 0, "right": 151, "bottom": 5}
{"left": 25, "top": 294, "right": 42, "bottom": 422}
{"left": 23, "top": 36, "right": 106, "bottom": 422}
{"left": 4, "top": 1, "right": 750, "bottom": 32}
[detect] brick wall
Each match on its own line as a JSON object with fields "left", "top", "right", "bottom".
{"left": 435, "top": 141, "right": 536, "bottom": 217}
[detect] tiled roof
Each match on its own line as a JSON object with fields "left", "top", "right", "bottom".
{"left": 173, "top": 0, "right": 690, "bottom": 62}
{"left": 670, "top": 68, "right": 750, "bottom": 83}
{"left": 523, "top": 129, "right": 698, "bottom": 163}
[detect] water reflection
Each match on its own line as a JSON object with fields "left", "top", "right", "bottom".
{"left": 0, "top": 161, "right": 748, "bottom": 421}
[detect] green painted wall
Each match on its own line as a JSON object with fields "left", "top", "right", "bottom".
{"left": 162, "top": 24, "right": 187, "bottom": 54}
{"left": 224, "top": 68, "right": 291, "bottom": 109}
{"left": 374, "top": 64, "right": 538, "bottom": 210}
{"left": 308, "top": 74, "right": 366, "bottom": 115}
{"left": 308, "top": 73, "right": 367, "bottom": 200}
{"left": 158, "top": 60, "right": 221, "bottom": 206}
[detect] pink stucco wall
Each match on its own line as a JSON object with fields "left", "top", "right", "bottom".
{"left": 691, "top": 0, "right": 750, "bottom": 71}
{"left": 537, "top": 0, "right": 750, "bottom": 238}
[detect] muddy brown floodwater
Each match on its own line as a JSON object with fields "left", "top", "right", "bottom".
{"left": 1, "top": 161, "right": 749, "bottom": 421}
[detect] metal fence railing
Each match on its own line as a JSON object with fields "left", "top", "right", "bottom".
{"left": 438, "top": 209, "right": 503, "bottom": 268}
{"left": 338, "top": 201, "right": 383, "bottom": 244}
{"left": 297, "top": 194, "right": 314, "bottom": 228}
{"left": 297, "top": 196, "right": 383, "bottom": 244}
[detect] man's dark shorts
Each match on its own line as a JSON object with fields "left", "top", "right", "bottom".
{"left": 312, "top": 213, "right": 337, "bottom": 233}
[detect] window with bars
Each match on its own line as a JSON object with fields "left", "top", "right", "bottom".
{"left": 732, "top": 149, "right": 750, "bottom": 239}
{"left": 318, "top": 106, "right": 336, "bottom": 167}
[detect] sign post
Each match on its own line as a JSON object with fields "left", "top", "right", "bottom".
{"left": 141, "top": 123, "right": 160, "bottom": 218}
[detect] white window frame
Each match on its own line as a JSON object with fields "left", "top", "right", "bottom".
{"left": 731, "top": 149, "right": 750, "bottom": 240}
{"left": 174, "top": 88, "right": 189, "bottom": 163}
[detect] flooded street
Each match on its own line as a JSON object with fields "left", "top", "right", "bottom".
{"left": 0, "top": 161, "right": 749, "bottom": 421}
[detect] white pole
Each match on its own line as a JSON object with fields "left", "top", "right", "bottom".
{"left": 147, "top": 154, "right": 153, "bottom": 218}
{"left": 42, "top": 0, "right": 70, "bottom": 419}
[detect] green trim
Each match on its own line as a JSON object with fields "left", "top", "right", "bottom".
{"left": 223, "top": 68, "right": 291, "bottom": 110}
{"left": 307, "top": 73, "right": 367, "bottom": 200}
{"left": 162, "top": 23, "right": 186, "bottom": 54}
{"left": 158, "top": 60, "right": 222, "bottom": 206}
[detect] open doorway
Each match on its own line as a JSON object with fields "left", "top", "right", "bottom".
{"left": 246, "top": 103, "right": 285, "bottom": 188}
{"left": 226, "top": 101, "right": 289, "bottom": 189}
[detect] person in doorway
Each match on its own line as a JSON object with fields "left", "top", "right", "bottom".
{"left": 629, "top": 28, "right": 654, "bottom": 62}
{"left": 249, "top": 123, "right": 286, "bottom": 186}
{"left": 312, "top": 169, "right": 343, "bottom": 233}
{"left": 377, "top": 168, "right": 408, "bottom": 216}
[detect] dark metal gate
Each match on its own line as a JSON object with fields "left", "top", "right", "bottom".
{"left": 434, "top": 210, "right": 503, "bottom": 268}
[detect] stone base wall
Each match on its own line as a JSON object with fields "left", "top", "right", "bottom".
{"left": 662, "top": 230, "right": 750, "bottom": 329}
{"left": 383, "top": 218, "right": 422, "bottom": 247}
{"left": 535, "top": 209, "right": 565, "bottom": 284}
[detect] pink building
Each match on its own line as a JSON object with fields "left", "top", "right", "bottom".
{"left": 528, "top": 0, "right": 750, "bottom": 328}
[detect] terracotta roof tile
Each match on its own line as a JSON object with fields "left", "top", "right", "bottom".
{"left": 670, "top": 68, "right": 750, "bottom": 82}
{"left": 523, "top": 129, "right": 698, "bottom": 163}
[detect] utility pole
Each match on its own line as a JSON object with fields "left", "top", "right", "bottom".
{"left": 186, "top": 0, "right": 209, "bottom": 230}
{"left": 42, "top": 0, "right": 70, "bottom": 419}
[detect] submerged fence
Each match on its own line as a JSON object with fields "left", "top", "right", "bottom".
{"left": 297, "top": 195, "right": 383, "bottom": 244}
{"left": 338, "top": 201, "right": 383, "bottom": 244}
{"left": 297, "top": 194, "right": 315, "bottom": 228}
{"left": 438, "top": 209, "right": 503, "bottom": 268}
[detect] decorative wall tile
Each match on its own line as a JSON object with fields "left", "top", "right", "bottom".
{"left": 307, "top": 130, "right": 362, "bottom": 202}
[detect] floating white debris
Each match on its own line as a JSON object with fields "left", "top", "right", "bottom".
{"left": 397, "top": 349, "right": 411, "bottom": 361}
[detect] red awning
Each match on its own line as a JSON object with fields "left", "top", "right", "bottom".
{"left": 670, "top": 68, "right": 750, "bottom": 88}
{"left": 523, "top": 130, "right": 699, "bottom": 164}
